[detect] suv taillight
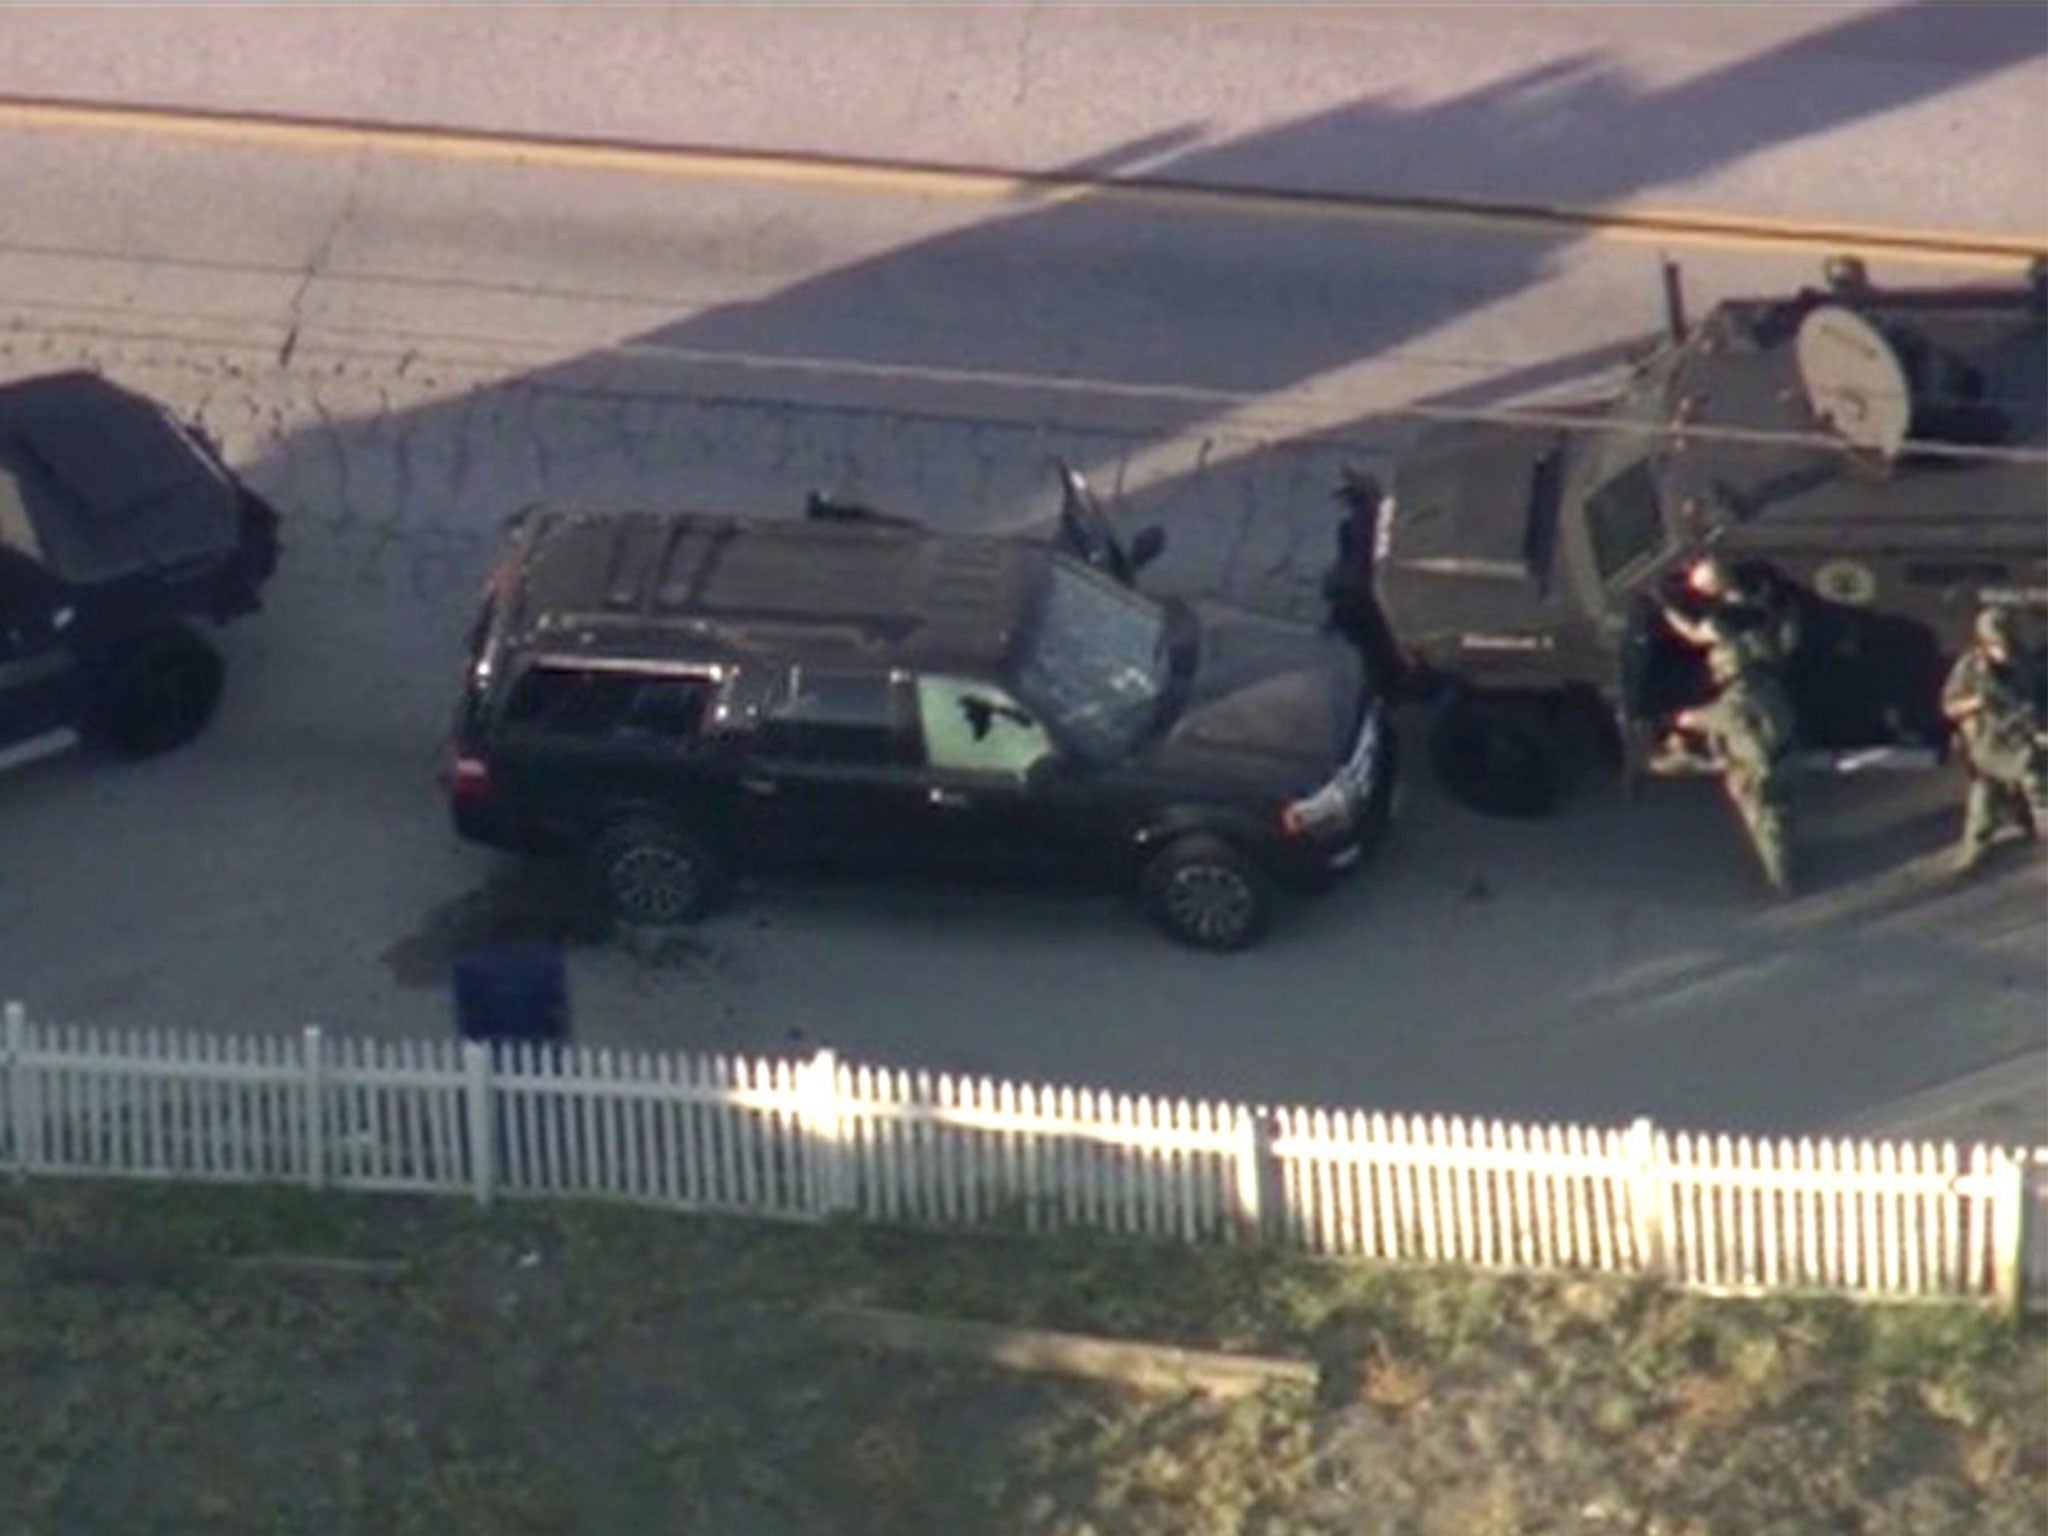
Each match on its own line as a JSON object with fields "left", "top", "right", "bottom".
{"left": 449, "top": 754, "right": 493, "bottom": 804}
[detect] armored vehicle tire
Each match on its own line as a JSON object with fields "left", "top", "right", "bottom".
{"left": 1140, "top": 834, "right": 1273, "bottom": 952}
{"left": 1428, "top": 697, "right": 1565, "bottom": 819}
{"left": 86, "top": 622, "right": 227, "bottom": 759}
{"left": 592, "top": 816, "right": 726, "bottom": 928}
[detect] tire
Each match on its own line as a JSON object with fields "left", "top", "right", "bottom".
{"left": 1140, "top": 834, "right": 1273, "bottom": 953}
{"left": 86, "top": 623, "right": 226, "bottom": 759}
{"left": 1428, "top": 696, "right": 1564, "bottom": 819}
{"left": 592, "top": 816, "right": 725, "bottom": 928}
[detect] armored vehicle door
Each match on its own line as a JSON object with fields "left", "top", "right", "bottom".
{"left": 1613, "top": 590, "right": 1663, "bottom": 791}
{"left": 1614, "top": 570, "right": 1726, "bottom": 782}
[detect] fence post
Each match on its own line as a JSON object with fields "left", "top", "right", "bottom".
{"left": 1989, "top": 1150, "right": 2028, "bottom": 1319}
{"left": 1233, "top": 1109, "right": 1280, "bottom": 1244}
{"left": 464, "top": 1040, "right": 496, "bottom": 1209}
{"left": 1627, "top": 1117, "right": 1669, "bottom": 1278}
{"left": 4, "top": 1001, "right": 35, "bottom": 1178}
{"left": 800, "top": 1049, "right": 849, "bottom": 1218}
{"left": 300, "top": 1025, "right": 327, "bottom": 1190}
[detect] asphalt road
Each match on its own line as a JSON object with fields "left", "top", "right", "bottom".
{"left": 0, "top": 4, "right": 2042, "bottom": 1142}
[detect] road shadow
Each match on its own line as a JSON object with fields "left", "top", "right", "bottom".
{"left": 233, "top": 0, "right": 2044, "bottom": 601}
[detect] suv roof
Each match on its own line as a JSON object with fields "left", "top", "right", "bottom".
{"left": 0, "top": 370, "right": 240, "bottom": 585}
{"left": 500, "top": 508, "right": 1045, "bottom": 674}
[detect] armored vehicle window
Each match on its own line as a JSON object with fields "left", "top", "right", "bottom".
{"left": 1585, "top": 460, "right": 1666, "bottom": 583}
{"left": 754, "top": 668, "right": 914, "bottom": 766}
{"left": 504, "top": 665, "right": 712, "bottom": 742}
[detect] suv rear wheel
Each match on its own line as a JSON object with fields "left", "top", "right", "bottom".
{"left": 592, "top": 817, "right": 725, "bottom": 927}
{"left": 87, "top": 622, "right": 227, "bottom": 759}
{"left": 1141, "top": 834, "right": 1272, "bottom": 952}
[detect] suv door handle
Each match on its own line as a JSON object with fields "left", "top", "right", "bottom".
{"left": 928, "top": 787, "right": 971, "bottom": 809}
{"left": 739, "top": 775, "right": 779, "bottom": 796}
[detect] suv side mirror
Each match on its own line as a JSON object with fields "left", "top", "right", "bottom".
{"left": 1127, "top": 524, "right": 1166, "bottom": 574}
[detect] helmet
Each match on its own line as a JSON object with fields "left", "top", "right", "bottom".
{"left": 1686, "top": 556, "right": 1732, "bottom": 598}
{"left": 1975, "top": 605, "right": 2016, "bottom": 651}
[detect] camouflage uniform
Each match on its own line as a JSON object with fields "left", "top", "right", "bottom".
{"left": 1677, "top": 621, "right": 1797, "bottom": 893}
{"left": 1941, "top": 607, "right": 2047, "bottom": 871}
{"left": 1654, "top": 559, "right": 1800, "bottom": 892}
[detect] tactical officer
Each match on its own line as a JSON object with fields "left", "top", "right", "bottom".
{"left": 1660, "top": 616, "right": 1798, "bottom": 893}
{"left": 1654, "top": 557, "right": 1799, "bottom": 893}
{"left": 1941, "top": 605, "right": 2047, "bottom": 872}
{"left": 1659, "top": 555, "right": 1798, "bottom": 670}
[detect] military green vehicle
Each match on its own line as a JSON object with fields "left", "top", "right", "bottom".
{"left": 1327, "top": 256, "right": 2048, "bottom": 816}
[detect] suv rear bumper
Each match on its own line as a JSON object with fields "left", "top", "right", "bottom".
{"left": 1265, "top": 826, "right": 1368, "bottom": 892}
{"left": 451, "top": 795, "right": 523, "bottom": 850}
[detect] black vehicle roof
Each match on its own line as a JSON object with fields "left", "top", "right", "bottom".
{"left": 0, "top": 370, "right": 236, "bottom": 583}
{"left": 502, "top": 508, "right": 1045, "bottom": 674}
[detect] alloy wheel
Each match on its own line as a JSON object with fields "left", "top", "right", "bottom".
{"left": 607, "top": 844, "right": 700, "bottom": 926}
{"left": 1164, "top": 864, "right": 1255, "bottom": 948}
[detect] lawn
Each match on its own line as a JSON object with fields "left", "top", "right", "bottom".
{"left": 1, "top": 1180, "right": 2042, "bottom": 1536}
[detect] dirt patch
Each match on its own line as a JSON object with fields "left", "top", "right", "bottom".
{"left": 382, "top": 865, "right": 732, "bottom": 988}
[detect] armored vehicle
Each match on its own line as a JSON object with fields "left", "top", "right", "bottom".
{"left": 0, "top": 371, "right": 281, "bottom": 763}
{"left": 447, "top": 468, "right": 1395, "bottom": 951}
{"left": 1329, "top": 257, "right": 2048, "bottom": 816}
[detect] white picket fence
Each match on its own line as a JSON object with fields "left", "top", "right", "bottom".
{"left": 2, "top": 1004, "right": 2039, "bottom": 1311}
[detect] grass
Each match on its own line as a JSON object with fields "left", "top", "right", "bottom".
{"left": 1, "top": 1178, "right": 2043, "bottom": 1535}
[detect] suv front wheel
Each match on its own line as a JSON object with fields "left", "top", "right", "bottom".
{"left": 1140, "top": 834, "right": 1273, "bottom": 952}
{"left": 592, "top": 816, "right": 725, "bottom": 927}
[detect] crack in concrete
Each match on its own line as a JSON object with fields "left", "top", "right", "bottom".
{"left": 278, "top": 148, "right": 369, "bottom": 369}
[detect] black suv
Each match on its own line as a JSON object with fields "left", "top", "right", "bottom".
{"left": 0, "top": 371, "right": 281, "bottom": 762}
{"left": 446, "top": 469, "right": 1394, "bottom": 950}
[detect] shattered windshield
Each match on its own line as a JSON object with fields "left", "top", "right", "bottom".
{"left": 1012, "top": 559, "right": 1167, "bottom": 761}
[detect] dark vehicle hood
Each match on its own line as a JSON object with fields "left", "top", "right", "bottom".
{"left": 0, "top": 371, "right": 241, "bottom": 585}
{"left": 1376, "top": 420, "right": 1576, "bottom": 652}
{"left": 1131, "top": 600, "right": 1364, "bottom": 792}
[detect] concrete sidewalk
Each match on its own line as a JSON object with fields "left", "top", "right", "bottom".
{"left": 1835, "top": 1050, "right": 2048, "bottom": 1150}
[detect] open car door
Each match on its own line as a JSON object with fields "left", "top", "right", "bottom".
{"left": 1054, "top": 461, "right": 1163, "bottom": 587}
